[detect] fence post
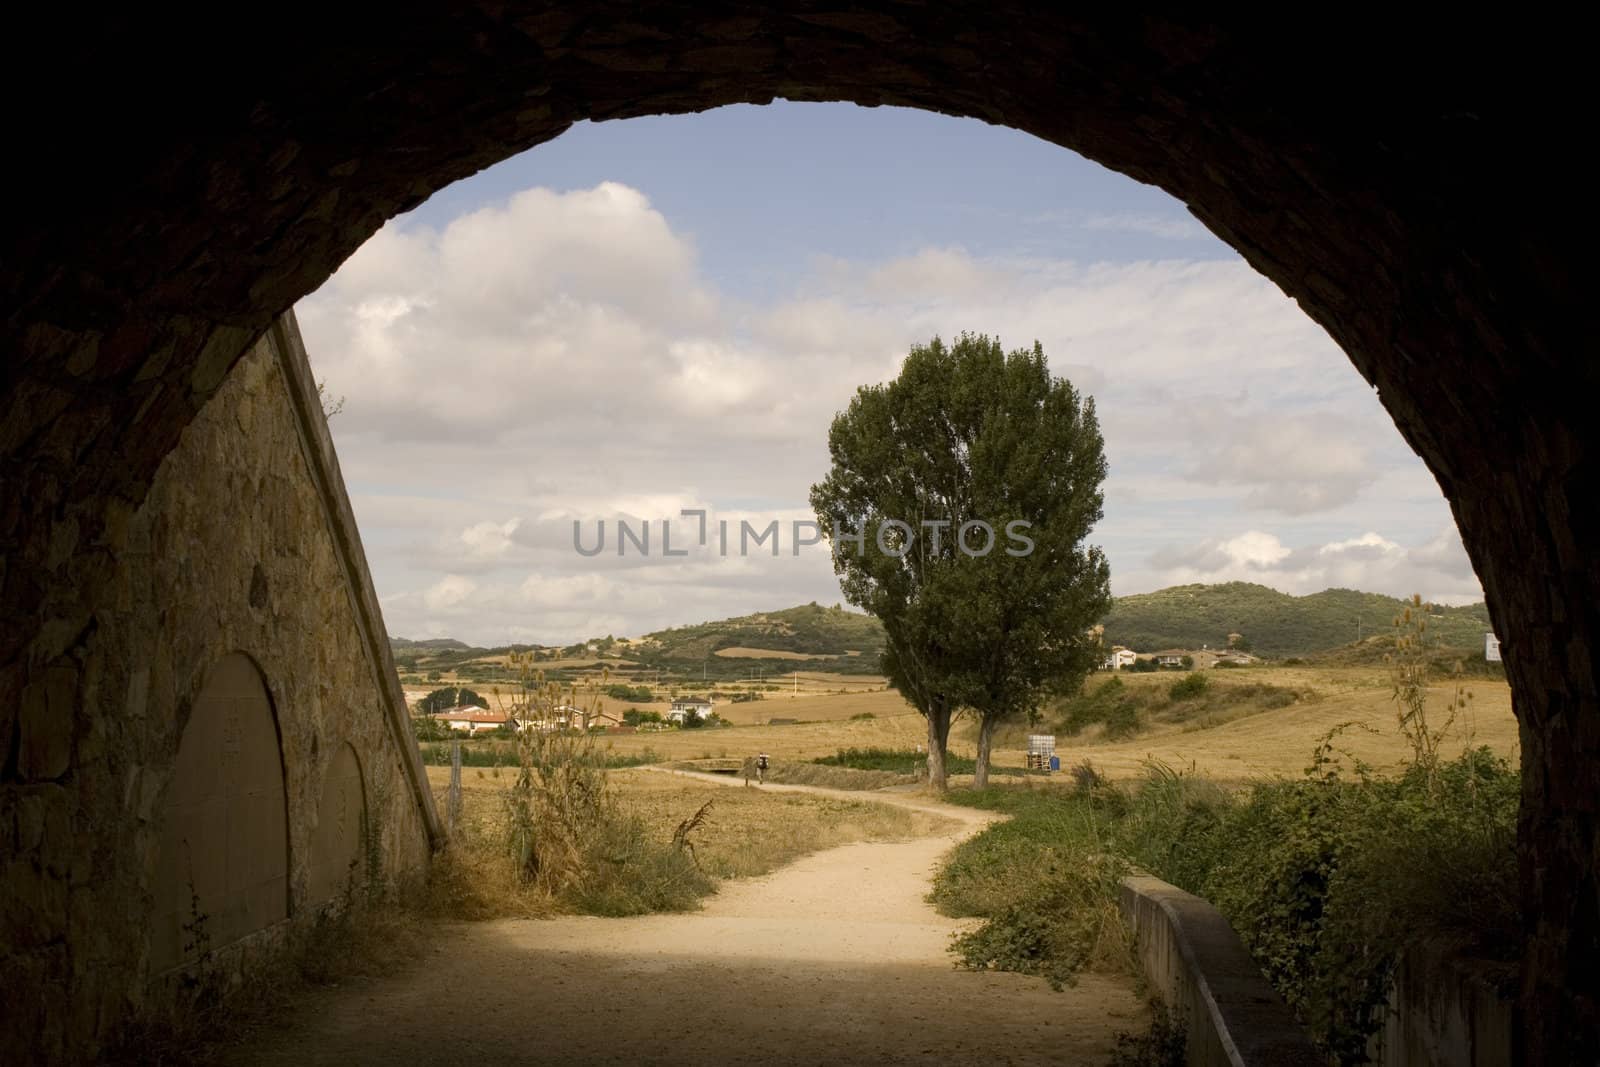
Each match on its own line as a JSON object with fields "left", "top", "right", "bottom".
{"left": 447, "top": 739, "right": 462, "bottom": 839}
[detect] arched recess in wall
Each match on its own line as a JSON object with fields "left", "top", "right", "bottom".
{"left": 150, "top": 652, "right": 289, "bottom": 973}
{"left": 308, "top": 742, "right": 368, "bottom": 908}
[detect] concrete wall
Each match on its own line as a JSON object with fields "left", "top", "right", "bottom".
{"left": 1368, "top": 946, "right": 1515, "bottom": 1067}
{"left": 0, "top": 313, "right": 439, "bottom": 1061}
{"left": 1118, "top": 875, "right": 1319, "bottom": 1067}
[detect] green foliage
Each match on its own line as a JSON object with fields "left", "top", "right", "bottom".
{"left": 812, "top": 746, "right": 1028, "bottom": 777}
{"left": 1119, "top": 752, "right": 1520, "bottom": 1064}
{"left": 411, "top": 715, "right": 451, "bottom": 742}
{"left": 1053, "top": 675, "right": 1304, "bottom": 739}
{"left": 934, "top": 787, "right": 1129, "bottom": 988}
{"left": 1109, "top": 1012, "right": 1187, "bottom": 1067}
{"left": 621, "top": 708, "right": 664, "bottom": 727}
{"left": 1102, "top": 581, "right": 1492, "bottom": 659}
{"left": 418, "top": 742, "right": 660, "bottom": 769}
{"left": 809, "top": 333, "right": 1111, "bottom": 787}
{"left": 1167, "top": 672, "right": 1209, "bottom": 701}
{"left": 605, "top": 684, "right": 654, "bottom": 703}
{"left": 933, "top": 748, "right": 1518, "bottom": 1064}
{"left": 1127, "top": 657, "right": 1158, "bottom": 673}
{"left": 417, "top": 686, "right": 489, "bottom": 715}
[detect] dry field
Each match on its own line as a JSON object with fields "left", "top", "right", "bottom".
{"left": 973, "top": 665, "right": 1519, "bottom": 785}
{"left": 589, "top": 664, "right": 1519, "bottom": 785}
{"left": 422, "top": 761, "right": 953, "bottom": 897}
{"left": 422, "top": 664, "right": 1518, "bottom": 792}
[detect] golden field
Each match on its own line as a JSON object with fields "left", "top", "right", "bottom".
{"left": 575, "top": 664, "right": 1519, "bottom": 784}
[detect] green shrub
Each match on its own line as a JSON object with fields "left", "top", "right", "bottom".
{"left": 932, "top": 749, "right": 1519, "bottom": 1065}
{"left": 605, "top": 684, "right": 655, "bottom": 703}
{"left": 1167, "top": 672, "right": 1209, "bottom": 701}
{"left": 812, "top": 746, "right": 1025, "bottom": 777}
{"left": 1123, "top": 750, "right": 1519, "bottom": 1064}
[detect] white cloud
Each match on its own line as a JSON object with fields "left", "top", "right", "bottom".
{"left": 423, "top": 575, "right": 478, "bottom": 613}
{"left": 298, "top": 180, "right": 1478, "bottom": 644}
{"left": 1140, "top": 527, "right": 1482, "bottom": 605}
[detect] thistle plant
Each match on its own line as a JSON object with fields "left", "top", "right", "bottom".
{"left": 1386, "top": 594, "right": 1458, "bottom": 789}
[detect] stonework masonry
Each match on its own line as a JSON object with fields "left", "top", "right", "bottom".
{"left": 0, "top": 10, "right": 1594, "bottom": 1061}
{"left": 0, "top": 314, "right": 439, "bottom": 1061}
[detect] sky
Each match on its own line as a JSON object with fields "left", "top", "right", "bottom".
{"left": 294, "top": 101, "right": 1483, "bottom": 646}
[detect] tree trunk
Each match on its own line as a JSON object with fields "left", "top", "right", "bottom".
{"left": 925, "top": 698, "right": 952, "bottom": 791}
{"left": 974, "top": 715, "right": 996, "bottom": 790}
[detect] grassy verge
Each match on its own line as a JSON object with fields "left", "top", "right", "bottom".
{"left": 931, "top": 746, "right": 1519, "bottom": 1064}
{"left": 932, "top": 784, "right": 1132, "bottom": 990}
{"left": 417, "top": 739, "right": 663, "bottom": 768}
{"left": 813, "top": 745, "right": 1031, "bottom": 777}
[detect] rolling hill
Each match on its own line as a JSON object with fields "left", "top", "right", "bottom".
{"left": 1101, "top": 582, "right": 1492, "bottom": 658}
{"left": 388, "top": 584, "right": 1495, "bottom": 674}
{"left": 636, "top": 603, "right": 886, "bottom": 670}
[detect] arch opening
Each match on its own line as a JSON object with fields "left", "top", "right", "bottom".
{"left": 1, "top": 11, "right": 1592, "bottom": 1062}
{"left": 150, "top": 653, "right": 290, "bottom": 974}
{"left": 308, "top": 742, "right": 369, "bottom": 909}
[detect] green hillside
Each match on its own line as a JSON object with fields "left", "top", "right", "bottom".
{"left": 1102, "top": 582, "right": 1492, "bottom": 658}
{"left": 638, "top": 603, "right": 885, "bottom": 669}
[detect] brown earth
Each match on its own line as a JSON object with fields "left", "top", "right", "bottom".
{"left": 226, "top": 773, "right": 1144, "bottom": 1066}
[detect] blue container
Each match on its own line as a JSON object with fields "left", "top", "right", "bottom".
{"left": 1049, "top": 755, "right": 1061, "bottom": 772}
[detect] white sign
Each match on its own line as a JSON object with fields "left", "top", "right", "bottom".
{"left": 1485, "top": 633, "right": 1502, "bottom": 662}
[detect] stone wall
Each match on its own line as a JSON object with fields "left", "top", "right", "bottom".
{"left": 0, "top": 314, "right": 439, "bottom": 1061}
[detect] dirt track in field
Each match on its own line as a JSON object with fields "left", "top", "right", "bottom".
{"left": 228, "top": 772, "right": 1144, "bottom": 1066}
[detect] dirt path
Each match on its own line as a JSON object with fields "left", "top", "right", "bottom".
{"left": 229, "top": 773, "right": 1144, "bottom": 1066}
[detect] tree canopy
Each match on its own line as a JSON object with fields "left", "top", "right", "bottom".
{"left": 810, "top": 333, "right": 1111, "bottom": 787}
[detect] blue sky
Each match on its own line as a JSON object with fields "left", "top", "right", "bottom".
{"left": 296, "top": 102, "right": 1480, "bottom": 645}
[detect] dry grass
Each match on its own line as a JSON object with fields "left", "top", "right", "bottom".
{"left": 608, "top": 770, "right": 954, "bottom": 878}
{"left": 713, "top": 645, "right": 817, "bottom": 659}
{"left": 430, "top": 664, "right": 1519, "bottom": 805}
{"left": 423, "top": 764, "right": 953, "bottom": 908}
{"left": 960, "top": 665, "right": 1517, "bottom": 786}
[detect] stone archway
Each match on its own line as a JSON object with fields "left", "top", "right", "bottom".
{"left": 151, "top": 653, "right": 289, "bottom": 973}
{"left": 308, "top": 743, "right": 369, "bottom": 909}
{"left": 1, "top": 9, "right": 1593, "bottom": 1061}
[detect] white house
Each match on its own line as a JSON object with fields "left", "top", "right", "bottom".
{"left": 1103, "top": 647, "right": 1137, "bottom": 670}
{"left": 428, "top": 706, "right": 514, "bottom": 736}
{"left": 667, "top": 697, "right": 714, "bottom": 725}
{"left": 1486, "top": 633, "right": 1502, "bottom": 662}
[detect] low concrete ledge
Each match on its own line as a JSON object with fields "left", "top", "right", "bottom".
{"left": 1119, "top": 874, "right": 1320, "bottom": 1067}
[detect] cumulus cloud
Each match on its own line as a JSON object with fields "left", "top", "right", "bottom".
{"left": 298, "top": 180, "right": 1477, "bottom": 643}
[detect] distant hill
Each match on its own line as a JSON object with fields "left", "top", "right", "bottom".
{"left": 638, "top": 603, "right": 885, "bottom": 668}
{"left": 389, "top": 584, "right": 1496, "bottom": 674}
{"left": 390, "top": 637, "right": 472, "bottom": 652}
{"left": 1102, "top": 582, "right": 1492, "bottom": 658}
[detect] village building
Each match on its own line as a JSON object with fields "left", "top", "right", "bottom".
{"left": 428, "top": 706, "right": 516, "bottom": 735}
{"left": 1103, "top": 647, "right": 1138, "bottom": 670}
{"left": 668, "top": 697, "right": 714, "bottom": 724}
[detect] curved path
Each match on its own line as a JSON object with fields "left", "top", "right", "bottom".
{"left": 230, "top": 772, "right": 1144, "bottom": 1066}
